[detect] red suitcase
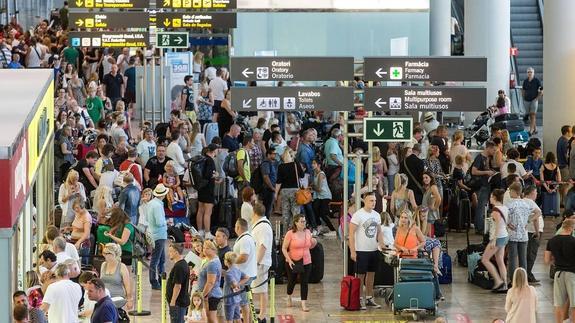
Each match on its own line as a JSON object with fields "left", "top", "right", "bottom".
{"left": 340, "top": 276, "right": 361, "bottom": 310}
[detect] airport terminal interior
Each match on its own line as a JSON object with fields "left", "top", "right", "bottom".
{"left": 1, "top": 0, "right": 575, "bottom": 322}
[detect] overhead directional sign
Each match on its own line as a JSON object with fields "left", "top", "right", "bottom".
{"left": 363, "top": 117, "right": 413, "bottom": 142}
{"left": 69, "top": 12, "right": 149, "bottom": 29}
{"left": 70, "top": 0, "right": 149, "bottom": 9}
{"left": 157, "top": 32, "right": 189, "bottom": 48}
{"left": 68, "top": 32, "right": 149, "bottom": 48}
{"left": 231, "top": 57, "right": 354, "bottom": 81}
{"left": 159, "top": 0, "right": 236, "bottom": 10}
{"left": 364, "top": 57, "right": 487, "bottom": 82}
{"left": 364, "top": 87, "right": 486, "bottom": 112}
{"left": 231, "top": 87, "right": 353, "bottom": 111}
{"left": 156, "top": 12, "right": 236, "bottom": 29}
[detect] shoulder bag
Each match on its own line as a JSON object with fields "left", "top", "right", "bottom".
{"left": 403, "top": 158, "right": 424, "bottom": 194}
{"left": 294, "top": 163, "right": 312, "bottom": 205}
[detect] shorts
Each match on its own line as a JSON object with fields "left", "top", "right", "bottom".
{"left": 560, "top": 167, "right": 570, "bottom": 186}
{"left": 216, "top": 298, "right": 225, "bottom": 317}
{"left": 240, "top": 277, "right": 255, "bottom": 306}
{"left": 251, "top": 264, "right": 270, "bottom": 294}
{"left": 424, "top": 238, "right": 441, "bottom": 254}
{"left": 356, "top": 251, "right": 379, "bottom": 274}
{"left": 224, "top": 304, "right": 241, "bottom": 321}
{"left": 124, "top": 90, "right": 136, "bottom": 104}
{"left": 495, "top": 237, "right": 509, "bottom": 248}
{"left": 207, "top": 297, "right": 220, "bottom": 311}
{"left": 553, "top": 271, "right": 575, "bottom": 307}
{"left": 524, "top": 100, "right": 538, "bottom": 114}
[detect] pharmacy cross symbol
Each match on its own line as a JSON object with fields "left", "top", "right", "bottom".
{"left": 392, "top": 69, "right": 401, "bottom": 78}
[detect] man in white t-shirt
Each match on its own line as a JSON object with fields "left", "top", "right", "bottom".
{"left": 233, "top": 218, "right": 257, "bottom": 323}
{"left": 53, "top": 237, "right": 72, "bottom": 264}
{"left": 45, "top": 225, "right": 80, "bottom": 265}
{"left": 209, "top": 68, "right": 228, "bottom": 124}
{"left": 524, "top": 185, "right": 543, "bottom": 283}
{"left": 250, "top": 203, "right": 273, "bottom": 322}
{"left": 349, "top": 192, "right": 385, "bottom": 310}
{"left": 137, "top": 129, "right": 157, "bottom": 166}
{"left": 40, "top": 263, "right": 83, "bottom": 322}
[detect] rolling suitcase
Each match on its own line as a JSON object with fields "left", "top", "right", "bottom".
{"left": 399, "top": 270, "right": 435, "bottom": 282}
{"left": 309, "top": 242, "right": 324, "bottom": 283}
{"left": 449, "top": 196, "right": 470, "bottom": 231}
{"left": 203, "top": 122, "right": 219, "bottom": 146}
{"left": 393, "top": 281, "right": 436, "bottom": 315}
{"left": 438, "top": 253, "right": 453, "bottom": 284}
{"left": 399, "top": 258, "right": 434, "bottom": 271}
{"left": 374, "top": 252, "right": 395, "bottom": 286}
{"left": 340, "top": 276, "right": 361, "bottom": 311}
{"left": 542, "top": 191, "right": 560, "bottom": 216}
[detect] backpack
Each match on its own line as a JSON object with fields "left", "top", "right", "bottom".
{"left": 132, "top": 224, "right": 152, "bottom": 258}
{"left": 252, "top": 219, "right": 278, "bottom": 273}
{"left": 114, "top": 163, "right": 142, "bottom": 190}
{"left": 250, "top": 163, "right": 265, "bottom": 194}
{"left": 223, "top": 150, "right": 239, "bottom": 178}
{"left": 189, "top": 155, "right": 209, "bottom": 190}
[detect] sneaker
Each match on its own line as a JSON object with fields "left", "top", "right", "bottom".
{"left": 360, "top": 300, "right": 367, "bottom": 310}
{"left": 205, "top": 232, "right": 215, "bottom": 240}
{"left": 365, "top": 297, "right": 381, "bottom": 309}
{"left": 198, "top": 229, "right": 205, "bottom": 238}
{"left": 312, "top": 229, "right": 319, "bottom": 237}
{"left": 318, "top": 225, "right": 330, "bottom": 234}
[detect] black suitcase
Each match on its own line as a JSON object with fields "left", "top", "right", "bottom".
{"left": 374, "top": 252, "right": 394, "bottom": 286}
{"left": 212, "top": 179, "right": 236, "bottom": 235}
{"left": 449, "top": 196, "right": 470, "bottom": 232}
{"left": 493, "top": 119, "right": 524, "bottom": 133}
{"left": 494, "top": 113, "right": 519, "bottom": 123}
{"left": 309, "top": 242, "right": 325, "bottom": 283}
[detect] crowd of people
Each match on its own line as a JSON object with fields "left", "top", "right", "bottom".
{"left": 2, "top": 6, "right": 575, "bottom": 323}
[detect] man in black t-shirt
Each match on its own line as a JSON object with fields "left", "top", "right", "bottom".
{"left": 471, "top": 141, "right": 497, "bottom": 234}
{"left": 400, "top": 144, "right": 425, "bottom": 205}
{"left": 73, "top": 151, "right": 99, "bottom": 194}
{"left": 167, "top": 243, "right": 190, "bottom": 323}
{"left": 545, "top": 219, "right": 575, "bottom": 322}
{"left": 263, "top": 124, "right": 280, "bottom": 151}
{"left": 144, "top": 144, "right": 172, "bottom": 188}
{"left": 102, "top": 63, "right": 124, "bottom": 108}
{"left": 181, "top": 75, "right": 194, "bottom": 115}
{"left": 521, "top": 67, "right": 543, "bottom": 135}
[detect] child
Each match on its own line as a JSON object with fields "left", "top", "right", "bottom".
{"left": 380, "top": 211, "right": 395, "bottom": 249}
{"left": 163, "top": 160, "right": 185, "bottom": 206}
{"left": 223, "top": 252, "right": 249, "bottom": 323}
{"left": 190, "top": 237, "right": 205, "bottom": 293}
{"left": 185, "top": 292, "right": 206, "bottom": 323}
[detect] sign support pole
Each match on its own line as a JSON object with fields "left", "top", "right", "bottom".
{"left": 128, "top": 260, "right": 151, "bottom": 316}
{"left": 142, "top": 56, "right": 147, "bottom": 123}
{"left": 159, "top": 48, "right": 165, "bottom": 123}
{"left": 367, "top": 111, "right": 373, "bottom": 193}
{"left": 342, "top": 111, "right": 349, "bottom": 277}
{"left": 151, "top": 53, "right": 156, "bottom": 127}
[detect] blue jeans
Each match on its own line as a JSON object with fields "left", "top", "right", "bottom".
{"left": 169, "top": 306, "right": 187, "bottom": 323}
{"left": 150, "top": 239, "right": 166, "bottom": 287}
{"left": 475, "top": 186, "right": 490, "bottom": 233}
{"left": 303, "top": 202, "right": 317, "bottom": 229}
{"left": 507, "top": 240, "right": 527, "bottom": 282}
{"left": 79, "top": 245, "right": 91, "bottom": 266}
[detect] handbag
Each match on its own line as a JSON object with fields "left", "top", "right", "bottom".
{"left": 294, "top": 163, "right": 312, "bottom": 205}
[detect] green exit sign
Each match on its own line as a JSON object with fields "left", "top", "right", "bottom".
{"left": 156, "top": 32, "right": 189, "bottom": 48}
{"left": 363, "top": 117, "right": 412, "bottom": 142}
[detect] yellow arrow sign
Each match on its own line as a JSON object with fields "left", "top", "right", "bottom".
{"left": 163, "top": 0, "right": 171, "bottom": 6}
{"left": 75, "top": 19, "right": 84, "bottom": 27}
{"left": 76, "top": 0, "right": 84, "bottom": 6}
{"left": 163, "top": 18, "right": 171, "bottom": 27}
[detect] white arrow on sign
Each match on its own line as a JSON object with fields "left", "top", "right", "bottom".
{"left": 375, "top": 67, "right": 387, "bottom": 78}
{"left": 242, "top": 99, "right": 252, "bottom": 109}
{"left": 375, "top": 98, "right": 387, "bottom": 108}
{"left": 242, "top": 68, "right": 254, "bottom": 78}
{"left": 175, "top": 36, "right": 183, "bottom": 44}
{"left": 373, "top": 123, "right": 385, "bottom": 136}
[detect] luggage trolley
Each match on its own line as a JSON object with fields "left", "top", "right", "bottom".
{"left": 388, "top": 256, "right": 439, "bottom": 321}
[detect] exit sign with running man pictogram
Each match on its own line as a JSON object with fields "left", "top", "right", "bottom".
{"left": 363, "top": 117, "right": 412, "bottom": 142}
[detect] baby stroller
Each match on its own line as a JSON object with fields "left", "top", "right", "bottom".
{"left": 464, "top": 109, "right": 493, "bottom": 148}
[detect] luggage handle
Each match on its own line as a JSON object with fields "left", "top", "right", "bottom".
{"left": 409, "top": 298, "right": 419, "bottom": 309}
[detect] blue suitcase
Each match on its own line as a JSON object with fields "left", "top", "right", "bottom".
{"left": 542, "top": 191, "right": 560, "bottom": 216}
{"left": 399, "top": 258, "right": 434, "bottom": 271}
{"left": 392, "top": 281, "right": 437, "bottom": 316}
{"left": 399, "top": 270, "right": 434, "bottom": 282}
{"left": 438, "top": 253, "right": 453, "bottom": 284}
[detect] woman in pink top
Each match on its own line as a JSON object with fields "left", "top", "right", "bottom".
{"left": 281, "top": 214, "right": 317, "bottom": 312}
{"left": 505, "top": 268, "right": 537, "bottom": 323}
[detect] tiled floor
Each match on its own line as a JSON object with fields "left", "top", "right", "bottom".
{"left": 127, "top": 215, "right": 560, "bottom": 322}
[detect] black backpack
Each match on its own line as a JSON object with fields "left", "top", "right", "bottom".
{"left": 250, "top": 163, "right": 265, "bottom": 194}
{"left": 253, "top": 219, "right": 278, "bottom": 273}
{"left": 189, "top": 155, "right": 209, "bottom": 190}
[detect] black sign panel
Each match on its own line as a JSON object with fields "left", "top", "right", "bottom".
{"left": 364, "top": 87, "right": 486, "bottom": 112}
{"left": 69, "top": 0, "right": 149, "bottom": 9}
{"left": 364, "top": 57, "right": 487, "bottom": 82}
{"left": 69, "top": 12, "right": 149, "bottom": 29}
{"left": 159, "top": 0, "right": 236, "bottom": 10}
{"left": 231, "top": 87, "right": 354, "bottom": 112}
{"left": 156, "top": 12, "right": 236, "bottom": 29}
{"left": 68, "top": 32, "right": 149, "bottom": 48}
{"left": 231, "top": 57, "right": 354, "bottom": 81}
